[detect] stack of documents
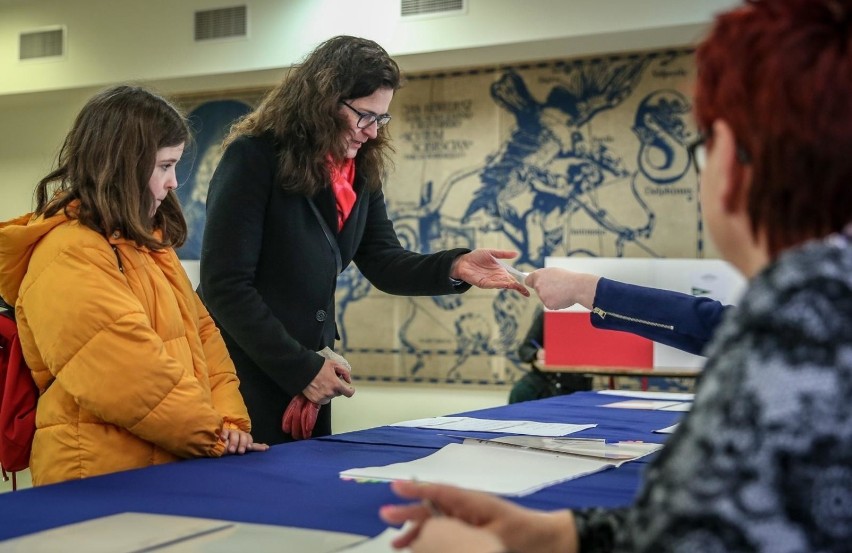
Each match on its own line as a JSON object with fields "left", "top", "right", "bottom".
{"left": 390, "top": 416, "right": 595, "bottom": 436}
{"left": 596, "top": 390, "right": 694, "bottom": 412}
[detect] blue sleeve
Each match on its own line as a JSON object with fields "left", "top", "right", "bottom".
{"left": 590, "top": 277, "right": 731, "bottom": 356}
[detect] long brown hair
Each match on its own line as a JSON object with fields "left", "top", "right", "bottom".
{"left": 226, "top": 35, "right": 402, "bottom": 196}
{"left": 35, "top": 85, "right": 190, "bottom": 249}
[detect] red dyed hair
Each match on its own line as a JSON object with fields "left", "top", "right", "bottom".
{"left": 694, "top": 0, "right": 852, "bottom": 256}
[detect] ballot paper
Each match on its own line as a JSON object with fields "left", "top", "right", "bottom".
{"left": 597, "top": 390, "right": 695, "bottom": 401}
{"left": 340, "top": 437, "right": 662, "bottom": 497}
{"left": 496, "top": 259, "right": 529, "bottom": 285}
{"left": 390, "top": 416, "right": 595, "bottom": 437}
{"left": 601, "top": 399, "right": 691, "bottom": 410}
{"left": 659, "top": 402, "right": 692, "bottom": 412}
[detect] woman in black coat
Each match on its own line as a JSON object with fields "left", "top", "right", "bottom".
{"left": 200, "top": 35, "right": 528, "bottom": 445}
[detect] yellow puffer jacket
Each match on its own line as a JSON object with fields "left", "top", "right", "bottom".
{"left": 0, "top": 211, "right": 251, "bottom": 486}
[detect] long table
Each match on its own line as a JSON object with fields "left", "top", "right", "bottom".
{"left": 0, "top": 391, "right": 685, "bottom": 542}
{"left": 536, "top": 362, "right": 701, "bottom": 390}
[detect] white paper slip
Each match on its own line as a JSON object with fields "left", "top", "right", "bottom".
{"left": 390, "top": 416, "right": 595, "bottom": 437}
{"left": 597, "top": 390, "right": 695, "bottom": 401}
{"left": 602, "top": 400, "right": 686, "bottom": 410}
{"left": 659, "top": 402, "right": 692, "bottom": 412}
{"left": 341, "top": 442, "right": 614, "bottom": 497}
{"left": 496, "top": 259, "right": 530, "bottom": 285}
{"left": 654, "top": 424, "right": 679, "bottom": 434}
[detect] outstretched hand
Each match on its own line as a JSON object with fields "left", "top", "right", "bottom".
{"left": 525, "top": 268, "right": 600, "bottom": 310}
{"left": 380, "top": 480, "right": 577, "bottom": 553}
{"left": 450, "top": 250, "right": 530, "bottom": 297}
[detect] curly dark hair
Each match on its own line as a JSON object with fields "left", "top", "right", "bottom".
{"left": 225, "top": 35, "right": 402, "bottom": 196}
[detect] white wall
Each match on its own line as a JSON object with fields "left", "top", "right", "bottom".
{"left": 1, "top": 0, "right": 738, "bottom": 96}
{"left": 332, "top": 384, "right": 507, "bottom": 433}
{"left": 0, "top": 0, "right": 738, "bottom": 434}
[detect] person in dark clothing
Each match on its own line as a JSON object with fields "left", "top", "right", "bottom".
{"left": 508, "top": 307, "right": 592, "bottom": 403}
{"left": 199, "top": 36, "right": 528, "bottom": 445}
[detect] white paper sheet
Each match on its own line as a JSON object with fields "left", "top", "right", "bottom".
{"left": 390, "top": 416, "right": 595, "bottom": 437}
{"left": 601, "top": 400, "right": 687, "bottom": 410}
{"left": 340, "top": 442, "right": 614, "bottom": 496}
{"left": 654, "top": 424, "right": 679, "bottom": 434}
{"left": 596, "top": 390, "right": 695, "bottom": 401}
{"left": 496, "top": 259, "right": 529, "bottom": 285}
{"left": 659, "top": 402, "right": 692, "bottom": 412}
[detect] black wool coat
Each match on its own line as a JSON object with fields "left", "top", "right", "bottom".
{"left": 200, "top": 132, "right": 470, "bottom": 444}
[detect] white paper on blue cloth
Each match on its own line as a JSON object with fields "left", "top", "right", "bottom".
{"left": 390, "top": 416, "right": 595, "bottom": 437}
{"left": 596, "top": 389, "right": 695, "bottom": 401}
{"left": 340, "top": 442, "right": 614, "bottom": 497}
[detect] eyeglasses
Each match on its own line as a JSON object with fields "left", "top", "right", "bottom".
{"left": 341, "top": 101, "right": 392, "bottom": 129}
{"left": 686, "top": 131, "right": 751, "bottom": 176}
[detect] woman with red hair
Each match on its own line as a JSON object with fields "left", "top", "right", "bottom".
{"left": 380, "top": 1, "right": 852, "bottom": 551}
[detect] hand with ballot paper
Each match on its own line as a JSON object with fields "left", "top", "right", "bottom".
{"left": 524, "top": 268, "right": 600, "bottom": 311}
{"left": 449, "top": 250, "right": 530, "bottom": 297}
{"left": 282, "top": 347, "right": 354, "bottom": 440}
{"left": 380, "top": 480, "right": 577, "bottom": 553}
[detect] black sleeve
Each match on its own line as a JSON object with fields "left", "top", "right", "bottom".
{"left": 199, "top": 137, "right": 323, "bottom": 396}
{"left": 353, "top": 189, "right": 472, "bottom": 296}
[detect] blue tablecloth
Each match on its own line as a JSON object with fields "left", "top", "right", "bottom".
{"left": 0, "top": 391, "right": 684, "bottom": 541}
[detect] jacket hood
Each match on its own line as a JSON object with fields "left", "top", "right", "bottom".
{"left": 0, "top": 211, "right": 69, "bottom": 305}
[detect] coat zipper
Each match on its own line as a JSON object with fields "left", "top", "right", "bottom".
{"left": 592, "top": 307, "right": 674, "bottom": 331}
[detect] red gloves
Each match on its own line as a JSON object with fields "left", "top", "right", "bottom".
{"left": 283, "top": 347, "right": 352, "bottom": 440}
{"left": 282, "top": 394, "right": 321, "bottom": 440}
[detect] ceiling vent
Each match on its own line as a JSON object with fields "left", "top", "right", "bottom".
{"left": 401, "top": 0, "right": 466, "bottom": 18}
{"left": 194, "top": 5, "right": 247, "bottom": 41}
{"left": 19, "top": 27, "right": 65, "bottom": 61}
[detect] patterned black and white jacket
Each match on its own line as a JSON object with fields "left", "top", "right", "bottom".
{"left": 575, "top": 230, "right": 852, "bottom": 552}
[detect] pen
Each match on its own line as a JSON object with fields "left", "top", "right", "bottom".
{"left": 530, "top": 339, "right": 542, "bottom": 349}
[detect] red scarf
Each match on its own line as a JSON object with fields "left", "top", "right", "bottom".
{"left": 328, "top": 157, "right": 356, "bottom": 231}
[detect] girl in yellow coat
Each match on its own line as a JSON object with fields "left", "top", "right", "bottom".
{"left": 0, "top": 85, "right": 268, "bottom": 486}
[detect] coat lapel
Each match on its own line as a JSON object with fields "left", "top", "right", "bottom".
{"left": 313, "top": 186, "right": 337, "bottom": 233}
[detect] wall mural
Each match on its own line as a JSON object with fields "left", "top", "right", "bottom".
{"left": 341, "top": 49, "right": 702, "bottom": 387}
{"left": 176, "top": 48, "right": 703, "bottom": 389}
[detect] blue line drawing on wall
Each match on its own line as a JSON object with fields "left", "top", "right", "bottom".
{"left": 336, "top": 52, "right": 697, "bottom": 384}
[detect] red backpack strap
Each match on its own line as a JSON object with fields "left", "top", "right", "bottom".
{"left": 0, "top": 312, "right": 38, "bottom": 478}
